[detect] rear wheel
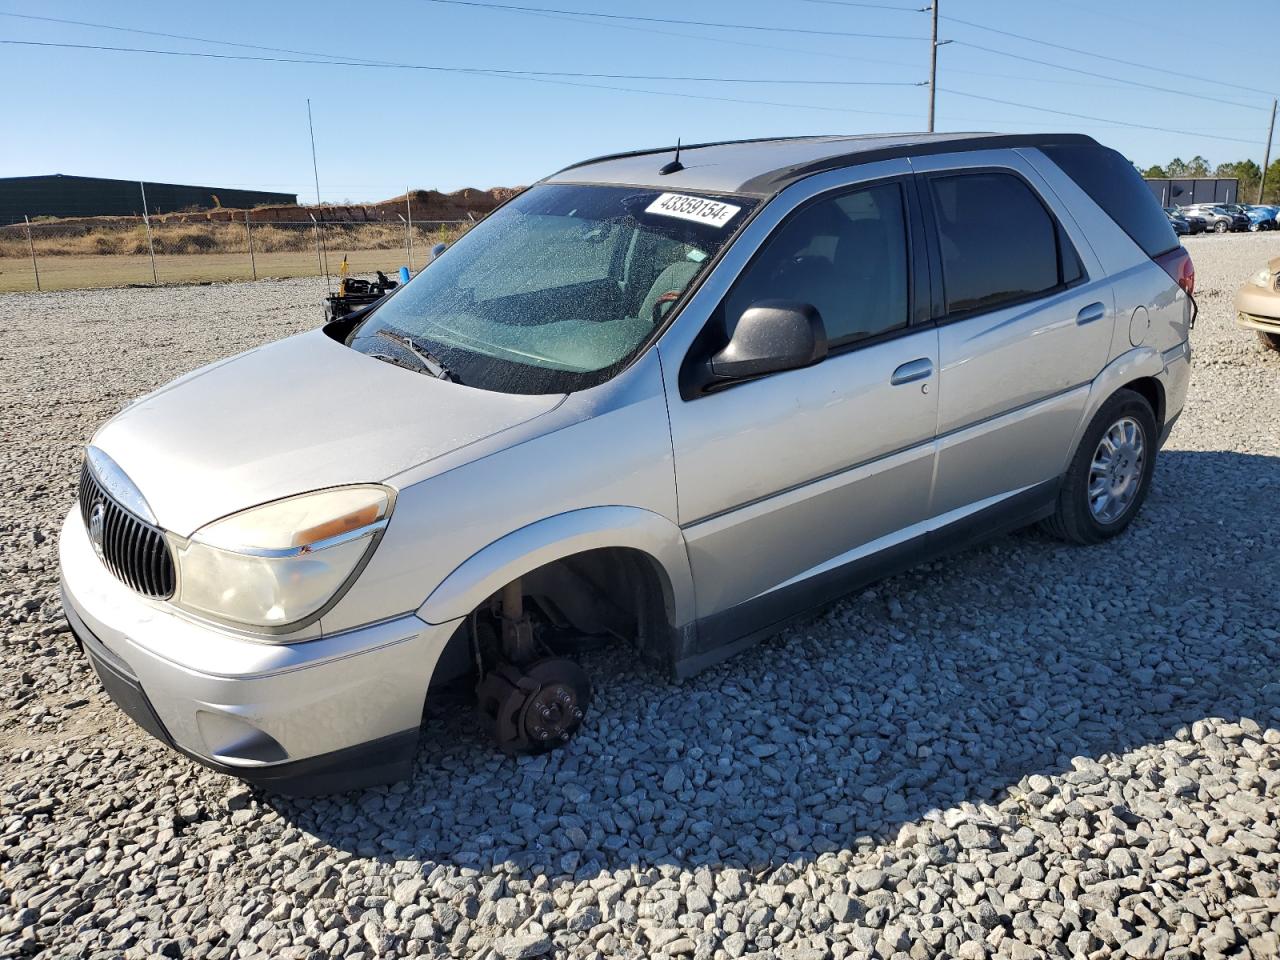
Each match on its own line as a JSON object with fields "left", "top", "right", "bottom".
{"left": 1259, "top": 331, "right": 1280, "bottom": 352}
{"left": 1042, "top": 389, "right": 1157, "bottom": 545}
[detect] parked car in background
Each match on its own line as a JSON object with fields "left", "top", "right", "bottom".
{"left": 1167, "top": 213, "right": 1190, "bottom": 236}
{"left": 1224, "top": 203, "right": 1274, "bottom": 231}
{"left": 1236, "top": 257, "right": 1280, "bottom": 352}
{"left": 1182, "top": 204, "right": 1248, "bottom": 233}
{"left": 1164, "top": 206, "right": 1205, "bottom": 234}
{"left": 59, "top": 132, "right": 1196, "bottom": 794}
{"left": 1245, "top": 204, "right": 1280, "bottom": 228}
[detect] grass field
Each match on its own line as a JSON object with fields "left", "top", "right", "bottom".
{"left": 0, "top": 247, "right": 423, "bottom": 293}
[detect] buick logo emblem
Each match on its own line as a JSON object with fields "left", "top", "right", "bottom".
{"left": 88, "top": 502, "right": 106, "bottom": 559}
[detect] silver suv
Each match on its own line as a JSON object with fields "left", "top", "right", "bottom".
{"left": 60, "top": 133, "right": 1195, "bottom": 794}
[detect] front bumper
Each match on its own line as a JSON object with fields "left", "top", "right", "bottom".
{"left": 58, "top": 507, "right": 462, "bottom": 795}
{"left": 1235, "top": 283, "right": 1280, "bottom": 333}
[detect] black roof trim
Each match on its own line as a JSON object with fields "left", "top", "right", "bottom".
{"left": 551, "top": 132, "right": 1103, "bottom": 199}
{"left": 553, "top": 134, "right": 846, "bottom": 177}
{"left": 735, "top": 132, "right": 1100, "bottom": 195}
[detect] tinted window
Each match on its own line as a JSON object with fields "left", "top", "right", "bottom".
{"left": 1041, "top": 143, "right": 1179, "bottom": 257}
{"left": 929, "top": 172, "right": 1063, "bottom": 314}
{"left": 725, "top": 182, "right": 909, "bottom": 346}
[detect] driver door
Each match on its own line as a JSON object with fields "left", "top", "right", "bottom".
{"left": 661, "top": 176, "right": 939, "bottom": 643}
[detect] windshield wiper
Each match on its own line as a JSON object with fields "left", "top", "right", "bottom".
{"left": 374, "top": 328, "right": 457, "bottom": 382}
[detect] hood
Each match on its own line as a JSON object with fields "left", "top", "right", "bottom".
{"left": 92, "top": 329, "right": 564, "bottom": 536}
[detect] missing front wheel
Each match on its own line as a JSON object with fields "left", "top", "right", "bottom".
{"left": 475, "top": 658, "right": 591, "bottom": 754}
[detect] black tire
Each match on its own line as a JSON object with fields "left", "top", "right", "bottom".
{"left": 1259, "top": 331, "right": 1280, "bottom": 352}
{"left": 1214, "top": 220, "right": 1229, "bottom": 233}
{"left": 1042, "top": 389, "right": 1158, "bottom": 545}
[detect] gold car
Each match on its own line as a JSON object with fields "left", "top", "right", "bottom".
{"left": 1236, "top": 257, "right": 1280, "bottom": 352}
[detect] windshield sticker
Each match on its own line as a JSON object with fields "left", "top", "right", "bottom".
{"left": 646, "top": 193, "right": 742, "bottom": 228}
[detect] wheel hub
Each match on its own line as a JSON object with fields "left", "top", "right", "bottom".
{"left": 476, "top": 658, "right": 591, "bottom": 754}
{"left": 522, "top": 681, "right": 584, "bottom": 744}
{"left": 1088, "top": 416, "right": 1146, "bottom": 524}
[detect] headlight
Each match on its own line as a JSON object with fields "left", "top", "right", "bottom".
{"left": 174, "top": 485, "right": 392, "bottom": 630}
{"left": 1250, "top": 268, "right": 1275, "bottom": 289}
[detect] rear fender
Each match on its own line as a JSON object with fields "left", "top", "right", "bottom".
{"left": 1069, "top": 345, "right": 1167, "bottom": 454}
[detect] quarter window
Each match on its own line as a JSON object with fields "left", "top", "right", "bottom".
{"left": 929, "top": 172, "right": 1079, "bottom": 315}
{"left": 724, "top": 182, "right": 910, "bottom": 347}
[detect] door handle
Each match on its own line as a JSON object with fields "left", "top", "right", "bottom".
{"left": 890, "top": 357, "right": 933, "bottom": 385}
{"left": 1076, "top": 302, "right": 1107, "bottom": 325}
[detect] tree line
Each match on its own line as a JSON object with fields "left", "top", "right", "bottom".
{"left": 1141, "top": 156, "right": 1280, "bottom": 204}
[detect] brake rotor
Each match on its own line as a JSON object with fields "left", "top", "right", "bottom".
{"left": 477, "top": 658, "right": 591, "bottom": 754}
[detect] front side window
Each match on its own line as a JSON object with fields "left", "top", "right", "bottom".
{"left": 929, "top": 171, "right": 1075, "bottom": 315}
{"left": 350, "top": 184, "right": 756, "bottom": 394}
{"left": 723, "top": 181, "right": 909, "bottom": 346}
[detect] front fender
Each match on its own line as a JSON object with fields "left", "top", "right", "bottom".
{"left": 418, "top": 506, "right": 696, "bottom": 627}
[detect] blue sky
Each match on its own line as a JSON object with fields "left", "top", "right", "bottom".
{"left": 2, "top": 0, "right": 1275, "bottom": 202}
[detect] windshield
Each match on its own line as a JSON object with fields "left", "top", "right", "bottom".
{"left": 348, "top": 183, "right": 756, "bottom": 394}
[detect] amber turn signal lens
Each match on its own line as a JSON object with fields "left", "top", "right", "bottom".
{"left": 295, "top": 504, "right": 382, "bottom": 547}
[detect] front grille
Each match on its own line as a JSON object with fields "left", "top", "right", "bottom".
{"left": 78, "top": 461, "right": 176, "bottom": 600}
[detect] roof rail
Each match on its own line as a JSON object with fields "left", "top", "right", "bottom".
{"left": 552, "top": 134, "right": 847, "bottom": 176}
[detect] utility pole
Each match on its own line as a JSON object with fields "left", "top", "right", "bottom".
{"left": 244, "top": 210, "right": 257, "bottom": 281}
{"left": 928, "top": 0, "right": 939, "bottom": 132}
{"left": 139, "top": 181, "right": 158, "bottom": 286}
{"left": 24, "top": 215, "right": 40, "bottom": 291}
{"left": 405, "top": 187, "right": 414, "bottom": 272}
{"left": 1260, "top": 98, "right": 1277, "bottom": 203}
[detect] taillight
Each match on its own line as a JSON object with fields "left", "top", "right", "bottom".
{"left": 1155, "top": 246, "right": 1195, "bottom": 296}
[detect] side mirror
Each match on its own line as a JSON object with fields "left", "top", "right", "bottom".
{"left": 430, "top": 242, "right": 447, "bottom": 261}
{"left": 709, "top": 300, "right": 828, "bottom": 382}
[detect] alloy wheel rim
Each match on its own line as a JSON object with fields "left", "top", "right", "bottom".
{"left": 1088, "top": 416, "right": 1146, "bottom": 524}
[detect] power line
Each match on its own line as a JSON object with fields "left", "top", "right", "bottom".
{"left": 941, "top": 14, "right": 1276, "bottom": 98}
{"left": 1053, "top": 0, "right": 1151, "bottom": 30}
{"left": 486, "top": 3, "right": 931, "bottom": 76}
{"left": 1, "top": 7, "right": 930, "bottom": 87}
{"left": 938, "top": 87, "right": 1265, "bottom": 146}
{"left": 0, "top": 11, "right": 387, "bottom": 64}
{"left": 796, "top": 0, "right": 925, "bottom": 10}
{"left": 948, "top": 40, "right": 1264, "bottom": 112}
{"left": 15, "top": 6, "right": 1252, "bottom": 111}
{"left": 0, "top": 38, "right": 923, "bottom": 87}
{"left": 1, "top": 39, "right": 933, "bottom": 120}
{"left": 418, "top": 0, "right": 929, "bottom": 40}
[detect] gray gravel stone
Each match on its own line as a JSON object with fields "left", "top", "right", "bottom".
{"left": 495, "top": 932, "right": 553, "bottom": 959}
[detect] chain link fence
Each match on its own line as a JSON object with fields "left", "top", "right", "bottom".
{"left": 0, "top": 217, "right": 471, "bottom": 293}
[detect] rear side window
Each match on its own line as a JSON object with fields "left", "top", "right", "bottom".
{"left": 1041, "top": 143, "right": 1179, "bottom": 258}
{"left": 928, "top": 172, "right": 1066, "bottom": 314}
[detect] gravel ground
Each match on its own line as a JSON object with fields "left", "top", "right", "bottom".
{"left": 2, "top": 235, "right": 1279, "bottom": 960}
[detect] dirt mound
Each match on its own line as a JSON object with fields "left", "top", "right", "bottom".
{"left": 8, "top": 187, "right": 521, "bottom": 230}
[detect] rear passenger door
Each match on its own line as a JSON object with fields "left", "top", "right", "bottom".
{"left": 913, "top": 154, "right": 1114, "bottom": 516}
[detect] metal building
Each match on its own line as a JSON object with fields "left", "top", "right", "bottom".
{"left": 1144, "top": 177, "right": 1238, "bottom": 207}
{"left": 0, "top": 174, "right": 297, "bottom": 223}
